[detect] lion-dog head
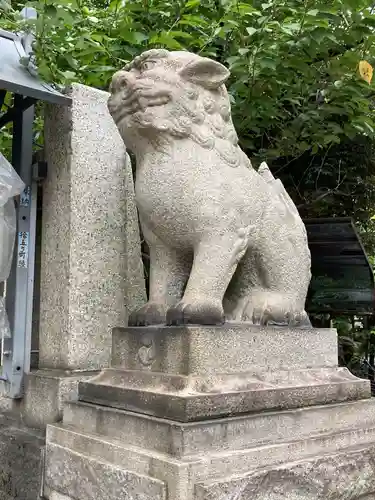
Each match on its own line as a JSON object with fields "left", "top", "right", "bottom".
{"left": 108, "top": 49, "right": 244, "bottom": 166}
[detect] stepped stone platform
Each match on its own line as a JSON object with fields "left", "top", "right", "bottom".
{"left": 43, "top": 325, "right": 375, "bottom": 500}
{"left": 78, "top": 325, "right": 369, "bottom": 421}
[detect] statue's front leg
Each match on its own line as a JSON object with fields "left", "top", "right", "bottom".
{"left": 167, "top": 228, "right": 250, "bottom": 325}
{"left": 129, "top": 225, "right": 190, "bottom": 326}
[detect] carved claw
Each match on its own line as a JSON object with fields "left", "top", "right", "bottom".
{"left": 252, "top": 307, "right": 291, "bottom": 326}
{"left": 128, "top": 302, "right": 168, "bottom": 326}
{"left": 166, "top": 300, "right": 225, "bottom": 326}
{"left": 252, "top": 307, "right": 311, "bottom": 328}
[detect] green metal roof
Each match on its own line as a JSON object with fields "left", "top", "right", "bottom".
{"left": 305, "top": 217, "right": 374, "bottom": 315}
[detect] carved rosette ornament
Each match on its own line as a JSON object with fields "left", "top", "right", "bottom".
{"left": 137, "top": 333, "right": 156, "bottom": 368}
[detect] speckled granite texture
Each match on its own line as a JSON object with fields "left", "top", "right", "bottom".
{"left": 108, "top": 49, "right": 311, "bottom": 327}
{"left": 42, "top": 324, "right": 375, "bottom": 500}
{"left": 79, "top": 325, "right": 370, "bottom": 421}
{"left": 40, "top": 83, "right": 146, "bottom": 371}
{"left": 45, "top": 399, "right": 375, "bottom": 500}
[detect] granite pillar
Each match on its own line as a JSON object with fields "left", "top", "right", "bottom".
{"left": 23, "top": 83, "right": 146, "bottom": 427}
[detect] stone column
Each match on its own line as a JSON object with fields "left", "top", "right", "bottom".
{"left": 23, "top": 84, "right": 146, "bottom": 427}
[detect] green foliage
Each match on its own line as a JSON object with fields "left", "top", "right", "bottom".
{"left": 2, "top": 0, "right": 375, "bottom": 161}
{"left": 272, "top": 136, "right": 375, "bottom": 254}
{"left": 2, "top": 0, "right": 375, "bottom": 253}
{"left": 334, "top": 316, "right": 375, "bottom": 379}
{"left": 0, "top": 91, "right": 15, "bottom": 161}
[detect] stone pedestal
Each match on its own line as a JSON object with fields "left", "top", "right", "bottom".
{"left": 22, "top": 369, "right": 97, "bottom": 428}
{"left": 43, "top": 324, "right": 375, "bottom": 499}
{"left": 79, "top": 324, "right": 368, "bottom": 420}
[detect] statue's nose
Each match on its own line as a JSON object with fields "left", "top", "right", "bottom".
{"left": 109, "top": 70, "right": 136, "bottom": 93}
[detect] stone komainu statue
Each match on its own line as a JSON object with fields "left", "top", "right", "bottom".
{"left": 108, "top": 49, "right": 311, "bottom": 327}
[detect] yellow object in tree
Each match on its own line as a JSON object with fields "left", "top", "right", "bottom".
{"left": 359, "top": 60, "right": 373, "bottom": 84}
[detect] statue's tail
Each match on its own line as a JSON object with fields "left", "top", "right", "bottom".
{"left": 225, "top": 161, "right": 311, "bottom": 326}
{"left": 258, "top": 161, "right": 303, "bottom": 227}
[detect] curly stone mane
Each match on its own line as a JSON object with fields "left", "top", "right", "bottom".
{"left": 113, "top": 49, "right": 246, "bottom": 168}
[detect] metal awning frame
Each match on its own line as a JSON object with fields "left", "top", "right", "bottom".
{"left": 0, "top": 26, "right": 71, "bottom": 106}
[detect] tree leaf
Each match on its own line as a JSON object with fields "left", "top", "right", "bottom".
{"left": 150, "top": 31, "right": 182, "bottom": 50}
{"left": 359, "top": 60, "right": 373, "bottom": 84}
{"left": 185, "top": 0, "right": 201, "bottom": 8}
{"left": 246, "top": 26, "right": 257, "bottom": 36}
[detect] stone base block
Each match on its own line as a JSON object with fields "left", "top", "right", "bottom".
{"left": 44, "top": 325, "right": 375, "bottom": 498}
{"left": 50, "top": 493, "right": 73, "bottom": 500}
{"left": 0, "top": 411, "right": 44, "bottom": 500}
{"left": 195, "top": 444, "right": 375, "bottom": 499}
{"left": 23, "top": 369, "right": 98, "bottom": 428}
{"left": 44, "top": 398, "right": 375, "bottom": 500}
{"left": 79, "top": 365, "right": 368, "bottom": 421}
{"left": 62, "top": 398, "right": 375, "bottom": 458}
{"left": 78, "top": 325, "right": 370, "bottom": 421}
{"left": 44, "top": 441, "right": 167, "bottom": 500}
{"left": 111, "top": 324, "right": 338, "bottom": 373}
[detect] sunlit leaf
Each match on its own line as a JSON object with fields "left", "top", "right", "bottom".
{"left": 359, "top": 60, "right": 373, "bottom": 84}
{"left": 185, "top": 0, "right": 200, "bottom": 8}
{"left": 246, "top": 27, "right": 257, "bottom": 36}
{"left": 149, "top": 32, "right": 182, "bottom": 50}
{"left": 238, "top": 48, "right": 250, "bottom": 56}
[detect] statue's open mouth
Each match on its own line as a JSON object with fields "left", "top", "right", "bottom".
{"left": 109, "top": 82, "right": 172, "bottom": 124}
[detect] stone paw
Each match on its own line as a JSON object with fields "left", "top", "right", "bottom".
{"left": 252, "top": 307, "right": 311, "bottom": 327}
{"left": 166, "top": 299, "right": 225, "bottom": 326}
{"left": 128, "top": 302, "right": 167, "bottom": 326}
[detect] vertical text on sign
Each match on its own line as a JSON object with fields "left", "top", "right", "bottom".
{"left": 20, "top": 186, "right": 31, "bottom": 208}
{"left": 17, "top": 231, "right": 29, "bottom": 269}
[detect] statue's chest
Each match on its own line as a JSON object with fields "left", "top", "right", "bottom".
{"left": 134, "top": 163, "right": 188, "bottom": 222}
{"left": 134, "top": 168, "right": 197, "bottom": 246}
{"left": 134, "top": 155, "right": 202, "bottom": 211}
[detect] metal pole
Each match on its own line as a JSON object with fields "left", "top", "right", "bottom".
{"left": 3, "top": 95, "right": 35, "bottom": 398}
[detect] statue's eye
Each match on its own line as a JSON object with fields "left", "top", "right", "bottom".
{"left": 140, "top": 60, "right": 156, "bottom": 71}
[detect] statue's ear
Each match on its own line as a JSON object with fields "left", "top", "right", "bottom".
{"left": 179, "top": 58, "right": 230, "bottom": 89}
